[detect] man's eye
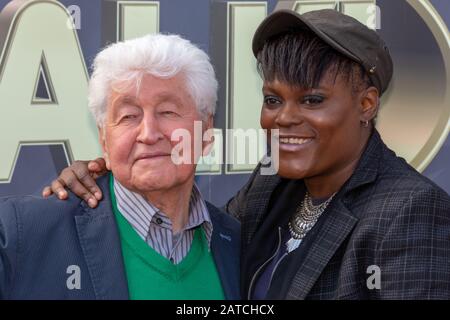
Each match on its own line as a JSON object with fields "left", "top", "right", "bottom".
{"left": 303, "top": 95, "right": 324, "bottom": 105}
{"left": 119, "top": 114, "right": 138, "bottom": 122}
{"left": 161, "top": 110, "right": 179, "bottom": 116}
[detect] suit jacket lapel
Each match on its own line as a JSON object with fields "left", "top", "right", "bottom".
{"left": 207, "top": 203, "right": 241, "bottom": 300}
{"left": 242, "top": 174, "right": 281, "bottom": 247}
{"left": 286, "top": 199, "right": 358, "bottom": 299}
{"left": 75, "top": 176, "right": 129, "bottom": 300}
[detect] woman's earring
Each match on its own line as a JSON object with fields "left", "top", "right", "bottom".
{"left": 361, "top": 120, "right": 369, "bottom": 128}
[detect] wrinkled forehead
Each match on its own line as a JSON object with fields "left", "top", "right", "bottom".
{"left": 105, "top": 73, "right": 198, "bottom": 113}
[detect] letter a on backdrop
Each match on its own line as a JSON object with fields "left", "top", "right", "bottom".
{"left": 0, "top": 0, "right": 100, "bottom": 182}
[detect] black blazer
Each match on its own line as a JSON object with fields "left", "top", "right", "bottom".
{"left": 226, "top": 130, "right": 450, "bottom": 299}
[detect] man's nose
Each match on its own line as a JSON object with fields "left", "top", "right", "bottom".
{"left": 136, "top": 113, "right": 164, "bottom": 144}
{"left": 275, "top": 102, "right": 303, "bottom": 127}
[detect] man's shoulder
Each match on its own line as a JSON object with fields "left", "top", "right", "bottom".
{"left": 0, "top": 193, "right": 85, "bottom": 229}
{"left": 0, "top": 193, "right": 85, "bottom": 220}
{"left": 0, "top": 176, "right": 111, "bottom": 224}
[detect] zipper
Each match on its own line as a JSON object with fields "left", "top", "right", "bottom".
{"left": 268, "top": 251, "right": 288, "bottom": 291}
{"left": 247, "top": 227, "right": 283, "bottom": 300}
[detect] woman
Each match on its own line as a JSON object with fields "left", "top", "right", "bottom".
{"left": 43, "top": 9, "right": 450, "bottom": 299}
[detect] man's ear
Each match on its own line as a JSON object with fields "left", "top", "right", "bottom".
{"left": 359, "top": 86, "right": 379, "bottom": 123}
{"left": 202, "top": 115, "right": 214, "bottom": 157}
{"left": 98, "top": 126, "right": 111, "bottom": 170}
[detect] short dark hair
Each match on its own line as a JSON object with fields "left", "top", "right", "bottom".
{"left": 256, "top": 29, "right": 372, "bottom": 94}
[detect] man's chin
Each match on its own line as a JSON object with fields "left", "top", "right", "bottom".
{"left": 133, "top": 158, "right": 174, "bottom": 172}
{"left": 129, "top": 178, "right": 169, "bottom": 193}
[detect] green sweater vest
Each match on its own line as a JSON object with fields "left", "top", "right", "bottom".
{"left": 110, "top": 177, "right": 225, "bottom": 300}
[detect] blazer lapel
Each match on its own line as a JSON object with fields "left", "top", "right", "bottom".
{"left": 242, "top": 173, "right": 281, "bottom": 247}
{"left": 75, "top": 176, "right": 129, "bottom": 300}
{"left": 286, "top": 200, "right": 358, "bottom": 299}
{"left": 207, "top": 203, "right": 241, "bottom": 300}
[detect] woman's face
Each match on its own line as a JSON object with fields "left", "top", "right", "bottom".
{"left": 260, "top": 70, "right": 371, "bottom": 180}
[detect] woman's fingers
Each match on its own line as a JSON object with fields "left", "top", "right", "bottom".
{"left": 50, "top": 177, "right": 69, "bottom": 200}
{"left": 41, "top": 159, "right": 106, "bottom": 206}
{"left": 63, "top": 168, "right": 99, "bottom": 207}
{"left": 75, "top": 163, "right": 103, "bottom": 201}
{"left": 44, "top": 161, "right": 103, "bottom": 208}
{"left": 89, "top": 157, "right": 107, "bottom": 171}
{"left": 88, "top": 158, "right": 108, "bottom": 187}
{"left": 42, "top": 186, "right": 53, "bottom": 198}
{"left": 69, "top": 160, "right": 103, "bottom": 206}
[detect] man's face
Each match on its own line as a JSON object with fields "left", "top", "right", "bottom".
{"left": 100, "top": 73, "right": 208, "bottom": 194}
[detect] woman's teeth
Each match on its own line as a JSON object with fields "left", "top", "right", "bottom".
{"left": 279, "top": 137, "right": 311, "bottom": 145}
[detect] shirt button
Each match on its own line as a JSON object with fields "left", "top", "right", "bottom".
{"left": 156, "top": 217, "right": 163, "bottom": 225}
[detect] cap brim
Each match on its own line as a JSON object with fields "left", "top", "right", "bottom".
{"left": 252, "top": 9, "right": 360, "bottom": 63}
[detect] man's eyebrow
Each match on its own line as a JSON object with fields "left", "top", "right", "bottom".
{"left": 119, "top": 95, "right": 139, "bottom": 104}
{"left": 112, "top": 92, "right": 185, "bottom": 107}
{"left": 112, "top": 95, "right": 139, "bottom": 107}
{"left": 154, "top": 92, "right": 183, "bottom": 105}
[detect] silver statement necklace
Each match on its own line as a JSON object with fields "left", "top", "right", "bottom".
{"left": 286, "top": 192, "right": 336, "bottom": 253}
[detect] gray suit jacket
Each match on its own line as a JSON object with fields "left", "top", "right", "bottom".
{"left": 0, "top": 176, "right": 240, "bottom": 300}
{"left": 226, "top": 130, "right": 450, "bottom": 299}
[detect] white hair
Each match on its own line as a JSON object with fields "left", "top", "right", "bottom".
{"left": 88, "top": 34, "right": 218, "bottom": 125}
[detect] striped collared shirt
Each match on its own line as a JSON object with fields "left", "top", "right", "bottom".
{"left": 113, "top": 177, "right": 213, "bottom": 264}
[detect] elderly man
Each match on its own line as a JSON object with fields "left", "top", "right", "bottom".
{"left": 0, "top": 34, "right": 240, "bottom": 299}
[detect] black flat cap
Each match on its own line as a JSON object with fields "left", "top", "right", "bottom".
{"left": 252, "top": 9, "right": 393, "bottom": 95}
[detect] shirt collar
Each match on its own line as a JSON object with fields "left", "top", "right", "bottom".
{"left": 113, "top": 177, "right": 213, "bottom": 247}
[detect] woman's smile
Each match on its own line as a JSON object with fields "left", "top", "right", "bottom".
{"left": 277, "top": 136, "right": 314, "bottom": 152}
